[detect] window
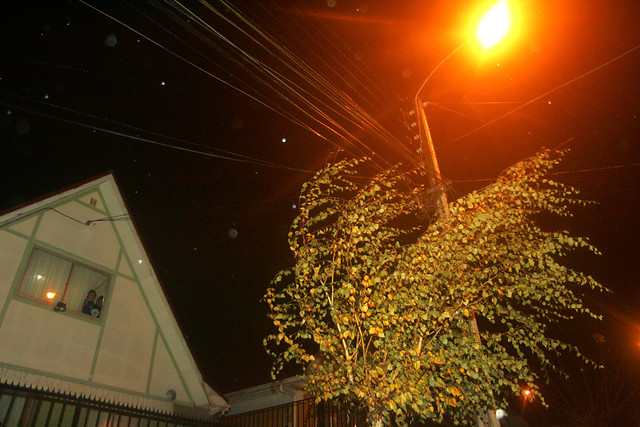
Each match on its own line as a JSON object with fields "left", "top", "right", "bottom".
{"left": 18, "top": 247, "right": 110, "bottom": 318}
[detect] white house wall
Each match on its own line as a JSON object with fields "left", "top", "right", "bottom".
{"left": 0, "top": 175, "right": 228, "bottom": 414}
{"left": 92, "top": 275, "right": 156, "bottom": 396}
{"left": 0, "top": 300, "right": 99, "bottom": 379}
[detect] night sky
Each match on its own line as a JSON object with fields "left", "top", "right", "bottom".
{"left": 1, "top": 0, "right": 639, "bottom": 398}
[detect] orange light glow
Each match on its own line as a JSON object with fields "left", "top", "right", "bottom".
{"left": 524, "top": 389, "right": 531, "bottom": 397}
{"left": 46, "top": 292, "right": 56, "bottom": 300}
{"left": 477, "top": 1, "right": 511, "bottom": 49}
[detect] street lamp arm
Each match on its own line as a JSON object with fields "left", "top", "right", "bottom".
{"left": 413, "top": 38, "right": 472, "bottom": 105}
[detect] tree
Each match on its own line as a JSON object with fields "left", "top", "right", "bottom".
{"left": 264, "top": 150, "right": 605, "bottom": 426}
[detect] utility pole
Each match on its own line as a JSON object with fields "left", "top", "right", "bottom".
{"left": 414, "top": 96, "right": 500, "bottom": 427}
{"left": 415, "top": 94, "right": 450, "bottom": 218}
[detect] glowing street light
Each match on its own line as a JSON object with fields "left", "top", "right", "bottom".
{"left": 477, "top": 1, "right": 511, "bottom": 49}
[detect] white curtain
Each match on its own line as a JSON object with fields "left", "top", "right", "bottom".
{"left": 65, "top": 265, "right": 109, "bottom": 313}
{"left": 19, "top": 249, "right": 72, "bottom": 303}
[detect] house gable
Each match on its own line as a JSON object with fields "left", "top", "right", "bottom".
{"left": 0, "top": 174, "right": 227, "bottom": 415}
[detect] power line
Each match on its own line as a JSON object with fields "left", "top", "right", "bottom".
{"left": 0, "top": 90, "right": 312, "bottom": 172}
{"left": 0, "top": 100, "right": 315, "bottom": 173}
{"left": 451, "top": 162, "right": 640, "bottom": 183}
{"left": 443, "top": 43, "right": 640, "bottom": 147}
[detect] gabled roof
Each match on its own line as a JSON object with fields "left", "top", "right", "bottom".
{"left": 0, "top": 173, "right": 228, "bottom": 415}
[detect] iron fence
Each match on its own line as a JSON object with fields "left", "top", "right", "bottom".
{"left": 0, "top": 384, "right": 212, "bottom": 427}
{"left": 217, "top": 398, "right": 367, "bottom": 427}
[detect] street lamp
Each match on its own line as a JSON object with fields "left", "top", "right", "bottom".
{"left": 414, "top": 1, "right": 512, "bottom": 216}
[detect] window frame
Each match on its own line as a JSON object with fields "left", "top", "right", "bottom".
{"left": 16, "top": 246, "right": 111, "bottom": 319}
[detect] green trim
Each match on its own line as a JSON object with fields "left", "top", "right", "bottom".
{"left": 11, "top": 294, "right": 103, "bottom": 326}
{"left": 29, "top": 240, "right": 118, "bottom": 276}
{"left": 146, "top": 329, "right": 159, "bottom": 394}
{"left": 0, "top": 233, "right": 37, "bottom": 335}
{"left": 89, "top": 263, "right": 113, "bottom": 381}
{"left": 156, "top": 332, "right": 195, "bottom": 405}
{"left": 96, "top": 188, "right": 195, "bottom": 405}
{"left": 117, "top": 251, "right": 137, "bottom": 282}
{"left": 89, "top": 247, "right": 119, "bottom": 379}
{"left": 1, "top": 226, "right": 32, "bottom": 241}
{"left": 0, "top": 361, "right": 170, "bottom": 402}
{"left": 73, "top": 195, "right": 107, "bottom": 215}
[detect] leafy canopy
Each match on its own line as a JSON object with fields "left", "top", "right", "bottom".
{"left": 264, "top": 150, "right": 605, "bottom": 425}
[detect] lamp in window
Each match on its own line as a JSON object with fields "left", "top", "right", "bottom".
{"left": 53, "top": 301, "right": 67, "bottom": 312}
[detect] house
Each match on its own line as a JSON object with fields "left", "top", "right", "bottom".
{"left": 219, "top": 377, "right": 366, "bottom": 426}
{"left": 0, "top": 173, "right": 229, "bottom": 425}
{"left": 224, "top": 376, "right": 307, "bottom": 416}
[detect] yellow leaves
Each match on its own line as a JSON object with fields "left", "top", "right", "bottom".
{"left": 342, "top": 330, "right": 351, "bottom": 339}
{"left": 449, "top": 387, "right": 462, "bottom": 397}
{"left": 461, "top": 308, "right": 470, "bottom": 317}
{"left": 369, "top": 326, "right": 384, "bottom": 337}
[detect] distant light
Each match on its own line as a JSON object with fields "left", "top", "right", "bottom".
{"left": 524, "top": 389, "right": 531, "bottom": 396}
{"left": 138, "top": 259, "right": 143, "bottom": 264}
{"left": 292, "top": 204, "right": 297, "bottom": 209}
{"left": 160, "top": 81, "right": 166, "bottom": 86}
{"left": 548, "top": 101, "right": 552, "bottom": 104}
{"left": 36, "top": 274, "right": 43, "bottom": 280}
{"left": 281, "top": 137, "right": 287, "bottom": 143}
{"left": 477, "top": 1, "right": 511, "bottom": 50}
{"left": 46, "top": 292, "right": 56, "bottom": 299}
{"left": 44, "top": 94, "right": 49, "bottom": 99}
{"left": 496, "top": 409, "right": 506, "bottom": 419}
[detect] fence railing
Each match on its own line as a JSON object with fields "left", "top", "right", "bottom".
{"left": 0, "top": 385, "right": 213, "bottom": 427}
{"left": 217, "top": 398, "right": 367, "bottom": 427}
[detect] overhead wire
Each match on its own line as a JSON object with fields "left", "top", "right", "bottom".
{"left": 77, "top": 0, "right": 366, "bottom": 162}
{"left": 450, "top": 162, "right": 640, "bottom": 183}
{"left": 131, "top": 0, "right": 372, "bottom": 159}
{"left": 241, "top": 0, "right": 397, "bottom": 125}
{"left": 164, "top": 0, "right": 403, "bottom": 166}
{"left": 0, "top": 90, "right": 313, "bottom": 173}
{"left": 142, "top": 0, "right": 416, "bottom": 167}
{"left": 427, "top": 101, "right": 546, "bottom": 149}
{"left": 0, "top": 99, "right": 315, "bottom": 172}
{"left": 442, "top": 42, "right": 640, "bottom": 147}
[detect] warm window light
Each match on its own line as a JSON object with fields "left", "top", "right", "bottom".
{"left": 46, "top": 292, "right": 56, "bottom": 299}
{"left": 477, "top": 1, "right": 511, "bottom": 49}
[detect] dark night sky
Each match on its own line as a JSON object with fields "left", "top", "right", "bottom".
{"left": 1, "top": 0, "right": 639, "bottom": 396}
